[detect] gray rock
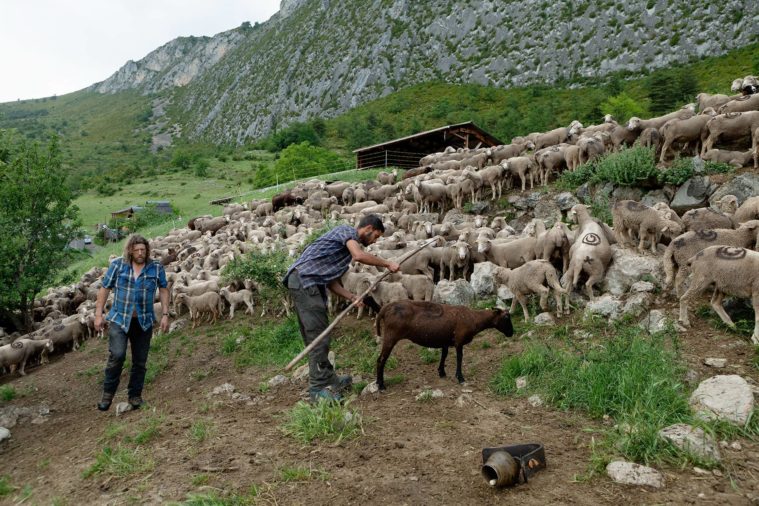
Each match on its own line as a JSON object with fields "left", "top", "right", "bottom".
{"left": 670, "top": 176, "right": 717, "bottom": 214}
{"left": 415, "top": 389, "right": 444, "bottom": 401}
{"left": 690, "top": 375, "right": 754, "bottom": 425}
{"left": 709, "top": 173, "right": 759, "bottom": 206}
{"left": 528, "top": 395, "right": 543, "bottom": 407}
{"left": 509, "top": 192, "right": 542, "bottom": 210}
{"left": 115, "top": 402, "right": 133, "bottom": 416}
{"left": 639, "top": 310, "right": 669, "bottom": 334}
{"left": 604, "top": 246, "right": 664, "bottom": 296}
{"left": 659, "top": 424, "right": 721, "bottom": 461}
{"left": 465, "top": 201, "right": 490, "bottom": 215}
{"left": 612, "top": 186, "right": 644, "bottom": 203}
{"left": 534, "top": 312, "right": 555, "bottom": 326}
{"left": 606, "top": 461, "right": 664, "bottom": 488}
{"left": 516, "top": 376, "right": 528, "bottom": 390}
{"left": 497, "top": 285, "right": 514, "bottom": 301}
{"left": 576, "top": 183, "right": 592, "bottom": 203}
{"left": 169, "top": 318, "right": 189, "bottom": 333}
{"left": 584, "top": 294, "right": 622, "bottom": 320}
{"left": 328, "top": 351, "right": 336, "bottom": 368}
{"left": 622, "top": 292, "right": 652, "bottom": 318}
{"left": 443, "top": 208, "right": 467, "bottom": 224}
{"left": 292, "top": 364, "right": 309, "bottom": 382}
{"left": 268, "top": 374, "right": 288, "bottom": 387}
{"left": 533, "top": 199, "right": 561, "bottom": 225}
{"left": 703, "top": 358, "right": 727, "bottom": 368}
{"left": 0, "top": 427, "right": 9, "bottom": 443}
{"left": 630, "top": 281, "right": 655, "bottom": 293}
{"left": 211, "top": 383, "right": 235, "bottom": 396}
{"left": 469, "top": 261, "right": 499, "bottom": 297}
{"left": 361, "top": 381, "right": 379, "bottom": 396}
{"left": 455, "top": 393, "right": 473, "bottom": 408}
{"left": 433, "top": 279, "right": 475, "bottom": 306}
{"left": 641, "top": 189, "right": 670, "bottom": 208}
{"left": 555, "top": 192, "right": 579, "bottom": 211}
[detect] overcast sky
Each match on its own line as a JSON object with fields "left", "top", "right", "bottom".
{"left": 0, "top": 0, "right": 281, "bottom": 103}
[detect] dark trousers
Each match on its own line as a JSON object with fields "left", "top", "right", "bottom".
{"left": 102, "top": 317, "right": 152, "bottom": 398}
{"left": 287, "top": 272, "right": 337, "bottom": 394}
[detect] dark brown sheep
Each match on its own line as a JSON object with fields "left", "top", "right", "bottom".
{"left": 271, "top": 191, "right": 304, "bottom": 212}
{"left": 374, "top": 301, "right": 513, "bottom": 390}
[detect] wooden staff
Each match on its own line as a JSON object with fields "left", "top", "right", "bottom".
{"left": 284, "top": 235, "right": 441, "bottom": 371}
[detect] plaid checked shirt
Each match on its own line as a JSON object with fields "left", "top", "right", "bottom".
{"left": 284, "top": 225, "right": 359, "bottom": 288}
{"left": 102, "top": 257, "right": 168, "bottom": 332}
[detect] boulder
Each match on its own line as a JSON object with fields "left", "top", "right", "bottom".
{"left": 533, "top": 199, "right": 562, "bottom": 225}
{"left": 576, "top": 183, "right": 592, "bottom": 203}
{"left": 469, "top": 261, "right": 499, "bottom": 297}
{"left": 709, "top": 173, "right": 759, "bottom": 206}
{"left": 606, "top": 461, "right": 664, "bottom": 488}
{"left": 612, "top": 186, "right": 644, "bottom": 203}
{"left": 465, "top": 201, "right": 490, "bottom": 215}
{"left": 0, "top": 427, "right": 9, "bottom": 443}
{"left": 689, "top": 375, "right": 754, "bottom": 425}
{"left": 641, "top": 189, "right": 670, "bottom": 208}
{"left": 621, "top": 292, "right": 652, "bottom": 318}
{"left": 554, "top": 192, "right": 579, "bottom": 211}
{"left": 604, "top": 246, "right": 664, "bottom": 296}
{"left": 703, "top": 358, "right": 727, "bottom": 369}
{"left": 509, "top": 192, "right": 542, "bottom": 210}
{"left": 659, "top": 424, "right": 721, "bottom": 462}
{"left": 670, "top": 176, "right": 717, "bottom": 214}
{"left": 584, "top": 294, "right": 622, "bottom": 320}
{"left": 496, "top": 285, "right": 514, "bottom": 301}
{"left": 534, "top": 312, "right": 555, "bottom": 326}
{"left": 433, "top": 279, "right": 476, "bottom": 306}
{"left": 638, "top": 310, "right": 669, "bottom": 334}
{"left": 443, "top": 208, "right": 468, "bottom": 225}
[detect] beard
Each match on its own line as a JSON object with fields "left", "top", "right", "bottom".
{"left": 132, "top": 254, "right": 146, "bottom": 264}
{"left": 359, "top": 231, "right": 372, "bottom": 246}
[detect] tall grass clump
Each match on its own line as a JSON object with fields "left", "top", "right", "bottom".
{"left": 222, "top": 250, "right": 289, "bottom": 303}
{"left": 282, "top": 399, "right": 364, "bottom": 444}
{"left": 82, "top": 446, "right": 154, "bottom": 479}
{"left": 221, "top": 316, "right": 303, "bottom": 368}
{"left": 491, "top": 323, "right": 700, "bottom": 468}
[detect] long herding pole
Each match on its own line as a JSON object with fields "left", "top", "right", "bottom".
{"left": 284, "top": 235, "right": 441, "bottom": 371}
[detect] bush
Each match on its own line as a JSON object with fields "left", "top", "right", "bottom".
{"left": 221, "top": 250, "right": 289, "bottom": 302}
{"left": 253, "top": 142, "right": 347, "bottom": 189}
{"left": 592, "top": 146, "right": 659, "bottom": 187}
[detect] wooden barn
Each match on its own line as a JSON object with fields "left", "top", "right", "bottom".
{"left": 353, "top": 121, "right": 503, "bottom": 170}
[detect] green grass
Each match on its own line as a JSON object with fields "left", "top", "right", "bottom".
{"left": 82, "top": 445, "right": 155, "bottom": 479}
{"left": 695, "top": 302, "right": 756, "bottom": 338}
{"left": 0, "top": 385, "right": 17, "bottom": 402}
{"left": 180, "top": 487, "right": 260, "bottom": 506}
{"left": 125, "top": 414, "right": 164, "bottom": 445}
{"left": 221, "top": 316, "right": 304, "bottom": 369}
{"left": 191, "top": 474, "right": 210, "bottom": 486}
{"left": 279, "top": 464, "right": 330, "bottom": 482}
{"left": 419, "top": 347, "right": 440, "bottom": 365}
{"left": 332, "top": 328, "right": 398, "bottom": 375}
{"left": 282, "top": 399, "right": 364, "bottom": 444}
{"left": 0, "top": 476, "right": 12, "bottom": 497}
{"left": 189, "top": 419, "right": 215, "bottom": 443}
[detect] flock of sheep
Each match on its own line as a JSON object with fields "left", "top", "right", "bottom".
{"left": 2, "top": 75, "right": 759, "bottom": 380}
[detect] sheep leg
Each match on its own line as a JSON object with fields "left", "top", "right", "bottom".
{"left": 438, "top": 346, "right": 448, "bottom": 378}
{"left": 678, "top": 272, "right": 709, "bottom": 327}
{"left": 454, "top": 345, "right": 465, "bottom": 384}
{"left": 752, "top": 292, "right": 759, "bottom": 345}
{"left": 376, "top": 341, "right": 399, "bottom": 390}
{"left": 515, "top": 293, "right": 530, "bottom": 321}
{"left": 710, "top": 290, "right": 736, "bottom": 329}
{"left": 229, "top": 303, "right": 236, "bottom": 320}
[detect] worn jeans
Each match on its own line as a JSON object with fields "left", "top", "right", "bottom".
{"left": 287, "top": 271, "right": 337, "bottom": 394}
{"left": 102, "top": 317, "right": 152, "bottom": 398}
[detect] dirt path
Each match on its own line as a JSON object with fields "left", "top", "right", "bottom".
{"left": 0, "top": 310, "right": 757, "bottom": 505}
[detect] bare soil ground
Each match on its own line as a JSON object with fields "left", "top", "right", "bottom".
{"left": 1, "top": 303, "right": 758, "bottom": 505}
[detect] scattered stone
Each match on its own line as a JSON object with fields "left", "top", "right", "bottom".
{"left": 466, "top": 201, "right": 490, "bottom": 215}
{"left": 268, "top": 375, "right": 288, "bottom": 387}
{"left": 612, "top": 186, "right": 644, "bottom": 203}
{"left": 496, "top": 285, "right": 514, "bottom": 301}
{"left": 534, "top": 312, "right": 555, "bottom": 326}
{"left": 641, "top": 189, "right": 670, "bottom": 208}
{"left": 231, "top": 392, "right": 251, "bottom": 401}
{"left": 704, "top": 358, "right": 727, "bottom": 369}
{"left": 115, "top": 402, "right": 133, "bottom": 416}
{"left": 554, "top": 192, "right": 579, "bottom": 211}
{"left": 606, "top": 461, "right": 664, "bottom": 488}
{"left": 528, "top": 395, "right": 543, "bottom": 407}
{"left": 712, "top": 469, "right": 723, "bottom": 477}
{"left": 584, "top": 294, "right": 622, "bottom": 320}
{"left": 212, "top": 383, "right": 236, "bottom": 396}
{"left": 532, "top": 199, "right": 561, "bottom": 225}
{"left": 639, "top": 310, "right": 669, "bottom": 334}
{"left": 416, "top": 389, "right": 444, "bottom": 401}
{"left": 684, "top": 369, "right": 700, "bottom": 385}
{"left": 670, "top": 176, "right": 717, "bottom": 214}
{"left": 575, "top": 183, "right": 591, "bottom": 203}
{"left": 730, "top": 441, "right": 742, "bottom": 451}
{"left": 433, "top": 279, "right": 475, "bottom": 306}
{"left": 630, "top": 281, "right": 655, "bottom": 293}
{"left": 515, "top": 376, "right": 528, "bottom": 390}
{"left": 455, "top": 394, "right": 473, "bottom": 408}
{"left": 604, "top": 247, "right": 665, "bottom": 296}
{"left": 469, "top": 261, "right": 500, "bottom": 297}
{"left": 692, "top": 467, "right": 710, "bottom": 476}
{"left": 328, "top": 351, "right": 336, "bottom": 368}
{"left": 169, "top": 318, "right": 188, "bottom": 333}
{"left": 30, "top": 416, "right": 48, "bottom": 425}
{"left": 292, "top": 364, "right": 309, "bottom": 382}
{"left": 0, "top": 427, "right": 9, "bottom": 443}
{"left": 690, "top": 375, "right": 755, "bottom": 425}
{"left": 361, "top": 382, "right": 379, "bottom": 396}
{"left": 659, "top": 423, "right": 721, "bottom": 462}
{"left": 709, "top": 173, "right": 759, "bottom": 207}
{"left": 573, "top": 330, "right": 591, "bottom": 340}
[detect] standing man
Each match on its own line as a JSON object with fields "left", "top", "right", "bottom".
{"left": 94, "top": 234, "right": 170, "bottom": 411}
{"left": 284, "top": 214, "right": 400, "bottom": 403}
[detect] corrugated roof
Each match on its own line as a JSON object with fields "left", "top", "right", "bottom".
{"left": 353, "top": 121, "right": 485, "bottom": 153}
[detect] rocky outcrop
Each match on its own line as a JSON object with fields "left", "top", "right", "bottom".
{"left": 689, "top": 375, "right": 754, "bottom": 425}
{"left": 88, "top": 0, "right": 759, "bottom": 143}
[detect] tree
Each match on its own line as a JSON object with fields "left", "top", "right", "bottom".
{"left": 600, "top": 92, "right": 647, "bottom": 122}
{"left": 647, "top": 71, "right": 677, "bottom": 115}
{"left": 0, "top": 132, "right": 81, "bottom": 331}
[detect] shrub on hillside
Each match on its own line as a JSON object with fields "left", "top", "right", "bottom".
{"left": 222, "top": 250, "right": 289, "bottom": 302}
{"left": 253, "top": 142, "right": 347, "bottom": 189}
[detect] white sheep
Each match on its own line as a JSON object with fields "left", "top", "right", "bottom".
{"left": 612, "top": 200, "right": 682, "bottom": 254}
{"left": 561, "top": 204, "right": 612, "bottom": 300}
{"left": 219, "top": 287, "right": 255, "bottom": 319}
{"left": 174, "top": 292, "right": 223, "bottom": 328}
{"left": 494, "top": 260, "right": 568, "bottom": 320}
{"left": 678, "top": 246, "right": 759, "bottom": 344}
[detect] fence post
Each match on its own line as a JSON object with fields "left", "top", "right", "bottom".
{"left": 385, "top": 150, "right": 388, "bottom": 168}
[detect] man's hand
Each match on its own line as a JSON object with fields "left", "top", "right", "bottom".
{"left": 160, "top": 315, "right": 170, "bottom": 333}
{"left": 94, "top": 314, "right": 105, "bottom": 332}
{"left": 350, "top": 294, "right": 365, "bottom": 308}
{"left": 386, "top": 261, "right": 400, "bottom": 273}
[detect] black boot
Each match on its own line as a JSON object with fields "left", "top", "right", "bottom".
{"left": 128, "top": 396, "right": 144, "bottom": 409}
{"left": 97, "top": 392, "right": 114, "bottom": 411}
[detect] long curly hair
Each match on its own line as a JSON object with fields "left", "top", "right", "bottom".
{"left": 123, "top": 234, "right": 151, "bottom": 263}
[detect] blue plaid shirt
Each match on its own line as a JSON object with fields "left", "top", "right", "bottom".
{"left": 284, "top": 225, "right": 360, "bottom": 288}
{"left": 102, "top": 257, "right": 168, "bottom": 332}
